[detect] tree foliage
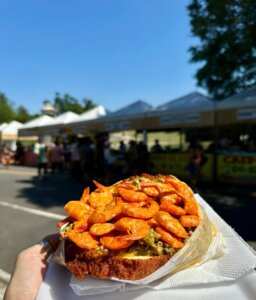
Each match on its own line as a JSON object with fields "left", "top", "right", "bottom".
{"left": 0, "top": 91, "right": 97, "bottom": 125}
{"left": 0, "top": 93, "right": 15, "bottom": 123}
{"left": 15, "top": 106, "right": 33, "bottom": 123}
{"left": 54, "top": 93, "right": 96, "bottom": 114}
{"left": 187, "top": 0, "right": 256, "bottom": 99}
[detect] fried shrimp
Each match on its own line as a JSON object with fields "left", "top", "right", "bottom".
{"left": 88, "top": 190, "right": 114, "bottom": 209}
{"left": 88, "top": 197, "right": 123, "bottom": 223}
{"left": 159, "top": 192, "right": 183, "bottom": 205}
{"left": 73, "top": 218, "right": 90, "bottom": 233}
{"left": 122, "top": 199, "right": 159, "bottom": 219}
{"left": 117, "top": 187, "right": 148, "bottom": 203}
{"left": 179, "top": 215, "right": 201, "bottom": 227}
{"left": 100, "top": 234, "right": 135, "bottom": 250}
{"left": 80, "top": 187, "right": 90, "bottom": 203}
{"left": 140, "top": 182, "right": 160, "bottom": 197}
{"left": 89, "top": 223, "right": 115, "bottom": 235}
{"left": 159, "top": 200, "right": 186, "bottom": 216}
{"left": 67, "top": 230, "right": 99, "bottom": 250}
{"left": 62, "top": 173, "right": 202, "bottom": 259}
{"left": 155, "top": 227, "right": 184, "bottom": 248}
{"left": 64, "top": 201, "right": 94, "bottom": 220}
{"left": 154, "top": 211, "right": 188, "bottom": 238}
{"left": 114, "top": 217, "right": 150, "bottom": 240}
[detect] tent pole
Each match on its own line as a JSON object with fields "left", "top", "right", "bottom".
{"left": 213, "top": 101, "right": 218, "bottom": 184}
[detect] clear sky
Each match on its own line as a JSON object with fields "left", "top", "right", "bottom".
{"left": 0, "top": 0, "right": 203, "bottom": 114}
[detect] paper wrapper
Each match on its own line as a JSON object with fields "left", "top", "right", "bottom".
{"left": 53, "top": 194, "right": 237, "bottom": 296}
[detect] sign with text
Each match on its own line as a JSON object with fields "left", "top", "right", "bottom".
{"left": 160, "top": 113, "right": 199, "bottom": 125}
{"left": 105, "top": 121, "right": 131, "bottom": 131}
{"left": 217, "top": 154, "right": 256, "bottom": 183}
{"left": 148, "top": 153, "right": 213, "bottom": 181}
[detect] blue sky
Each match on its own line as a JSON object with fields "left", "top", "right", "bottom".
{"left": 0, "top": 0, "right": 203, "bottom": 114}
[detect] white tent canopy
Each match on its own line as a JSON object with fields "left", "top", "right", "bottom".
{"left": 0, "top": 121, "right": 24, "bottom": 151}
{"left": 64, "top": 105, "right": 108, "bottom": 134}
{"left": 0, "top": 123, "right": 8, "bottom": 131}
{"left": 18, "top": 115, "right": 55, "bottom": 137}
{"left": 49, "top": 111, "right": 80, "bottom": 125}
{"left": 74, "top": 105, "right": 108, "bottom": 122}
{"left": 1, "top": 121, "right": 23, "bottom": 135}
{"left": 39, "top": 111, "right": 80, "bottom": 135}
{"left": 21, "top": 115, "right": 55, "bottom": 129}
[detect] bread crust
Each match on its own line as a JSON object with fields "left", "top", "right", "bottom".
{"left": 65, "top": 242, "right": 173, "bottom": 280}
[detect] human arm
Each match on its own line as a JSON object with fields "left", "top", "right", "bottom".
{"left": 4, "top": 233, "right": 60, "bottom": 300}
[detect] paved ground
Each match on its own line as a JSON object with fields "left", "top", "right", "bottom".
{"left": 0, "top": 165, "right": 255, "bottom": 298}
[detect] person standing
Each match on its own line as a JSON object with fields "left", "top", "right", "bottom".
{"left": 70, "top": 136, "right": 81, "bottom": 179}
{"left": 187, "top": 140, "right": 204, "bottom": 190}
{"left": 50, "top": 140, "right": 64, "bottom": 174}
{"left": 1, "top": 143, "right": 12, "bottom": 168}
{"left": 33, "top": 138, "right": 48, "bottom": 179}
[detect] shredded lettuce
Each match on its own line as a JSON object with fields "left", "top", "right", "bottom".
{"left": 128, "top": 229, "right": 177, "bottom": 256}
{"left": 60, "top": 223, "right": 73, "bottom": 238}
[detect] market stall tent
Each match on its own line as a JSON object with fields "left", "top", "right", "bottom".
{"left": 216, "top": 85, "right": 256, "bottom": 125}
{"left": 0, "top": 123, "right": 8, "bottom": 131}
{"left": 0, "top": 121, "right": 24, "bottom": 150}
{"left": 67, "top": 105, "right": 108, "bottom": 134}
{"left": 40, "top": 111, "right": 80, "bottom": 135}
{"left": 151, "top": 92, "right": 215, "bottom": 129}
{"left": 98, "top": 100, "right": 154, "bottom": 132}
{"left": 18, "top": 115, "right": 55, "bottom": 137}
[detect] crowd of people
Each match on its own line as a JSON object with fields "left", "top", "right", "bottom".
{"left": 2, "top": 133, "right": 256, "bottom": 190}
{"left": 0, "top": 134, "right": 221, "bottom": 188}
{"left": 13, "top": 135, "right": 151, "bottom": 185}
{"left": 0, "top": 141, "right": 25, "bottom": 168}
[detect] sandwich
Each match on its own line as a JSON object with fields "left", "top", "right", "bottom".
{"left": 57, "top": 173, "right": 206, "bottom": 281}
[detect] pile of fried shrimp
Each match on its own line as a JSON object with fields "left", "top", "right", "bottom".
{"left": 57, "top": 174, "right": 201, "bottom": 251}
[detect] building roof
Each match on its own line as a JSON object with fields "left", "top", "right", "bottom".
{"left": 104, "top": 100, "right": 154, "bottom": 118}
{"left": 216, "top": 85, "right": 256, "bottom": 109}
{"left": 50, "top": 111, "right": 79, "bottom": 125}
{"left": 71, "top": 105, "right": 108, "bottom": 123}
{"left": 21, "top": 115, "right": 55, "bottom": 129}
{"left": 0, "top": 121, "right": 23, "bottom": 135}
{"left": 156, "top": 92, "right": 214, "bottom": 112}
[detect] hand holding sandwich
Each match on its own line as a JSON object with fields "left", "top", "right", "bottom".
{"left": 4, "top": 233, "right": 60, "bottom": 300}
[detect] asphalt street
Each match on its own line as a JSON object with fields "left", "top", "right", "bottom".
{"left": 0, "top": 165, "right": 255, "bottom": 298}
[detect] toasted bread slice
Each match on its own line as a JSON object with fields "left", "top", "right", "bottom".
{"left": 65, "top": 243, "right": 173, "bottom": 280}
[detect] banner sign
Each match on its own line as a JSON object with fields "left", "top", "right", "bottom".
{"left": 105, "top": 121, "right": 130, "bottom": 131}
{"left": 160, "top": 114, "right": 199, "bottom": 125}
{"left": 148, "top": 153, "right": 212, "bottom": 181}
{"left": 236, "top": 108, "right": 256, "bottom": 120}
{"left": 217, "top": 154, "right": 256, "bottom": 182}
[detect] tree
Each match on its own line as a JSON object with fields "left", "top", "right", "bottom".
{"left": 15, "top": 106, "right": 33, "bottom": 123}
{"left": 187, "top": 0, "right": 256, "bottom": 100}
{"left": 54, "top": 93, "right": 96, "bottom": 114}
{"left": 0, "top": 93, "right": 15, "bottom": 123}
{"left": 83, "top": 97, "right": 96, "bottom": 111}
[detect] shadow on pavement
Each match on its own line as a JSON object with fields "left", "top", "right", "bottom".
{"left": 15, "top": 174, "right": 95, "bottom": 207}
{"left": 199, "top": 182, "right": 256, "bottom": 242}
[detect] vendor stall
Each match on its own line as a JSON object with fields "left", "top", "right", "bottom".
{"left": 18, "top": 115, "right": 55, "bottom": 137}
{"left": 0, "top": 120, "right": 24, "bottom": 151}
{"left": 41, "top": 111, "right": 79, "bottom": 136}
